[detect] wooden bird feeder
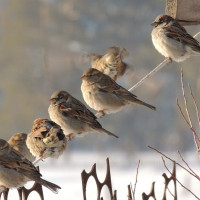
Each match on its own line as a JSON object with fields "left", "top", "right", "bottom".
{"left": 166, "top": 0, "right": 200, "bottom": 25}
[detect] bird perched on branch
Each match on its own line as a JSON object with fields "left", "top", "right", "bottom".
{"left": 151, "top": 14, "right": 200, "bottom": 62}
{"left": 26, "top": 118, "right": 67, "bottom": 163}
{"left": 8, "top": 133, "right": 35, "bottom": 162}
{"left": 0, "top": 139, "right": 61, "bottom": 193}
{"left": 88, "top": 46, "right": 130, "bottom": 81}
{"left": 48, "top": 90, "right": 118, "bottom": 139}
{"left": 81, "top": 68, "right": 156, "bottom": 117}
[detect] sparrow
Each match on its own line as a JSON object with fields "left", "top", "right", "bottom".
{"left": 8, "top": 133, "right": 36, "bottom": 163}
{"left": 88, "top": 46, "right": 129, "bottom": 81}
{"left": 0, "top": 139, "right": 61, "bottom": 193}
{"left": 151, "top": 14, "right": 200, "bottom": 62}
{"left": 26, "top": 118, "right": 67, "bottom": 163}
{"left": 81, "top": 68, "right": 156, "bottom": 116}
{"left": 48, "top": 90, "right": 118, "bottom": 139}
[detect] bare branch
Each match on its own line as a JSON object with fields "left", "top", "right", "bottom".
{"left": 162, "top": 157, "right": 200, "bottom": 200}
{"left": 188, "top": 84, "right": 200, "bottom": 137}
{"left": 176, "top": 98, "right": 200, "bottom": 143}
{"left": 178, "top": 69, "right": 200, "bottom": 149}
{"left": 148, "top": 146, "right": 200, "bottom": 181}
{"left": 128, "top": 58, "right": 171, "bottom": 92}
{"left": 132, "top": 160, "right": 140, "bottom": 200}
{"left": 178, "top": 151, "right": 200, "bottom": 179}
{"left": 180, "top": 69, "right": 193, "bottom": 129}
{"left": 167, "top": 187, "right": 175, "bottom": 198}
{"left": 194, "top": 31, "right": 200, "bottom": 38}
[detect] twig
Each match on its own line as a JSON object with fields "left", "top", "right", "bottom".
{"left": 128, "top": 58, "right": 171, "bottom": 92}
{"left": 148, "top": 146, "right": 200, "bottom": 181}
{"left": 188, "top": 84, "right": 200, "bottom": 137}
{"left": 177, "top": 98, "right": 200, "bottom": 143}
{"left": 194, "top": 31, "right": 200, "bottom": 38}
{"left": 162, "top": 157, "right": 200, "bottom": 200}
{"left": 178, "top": 151, "right": 200, "bottom": 179}
{"left": 132, "top": 160, "right": 140, "bottom": 200}
{"left": 167, "top": 187, "right": 175, "bottom": 198}
{"left": 180, "top": 69, "right": 193, "bottom": 129}
{"left": 178, "top": 69, "right": 200, "bottom": 149}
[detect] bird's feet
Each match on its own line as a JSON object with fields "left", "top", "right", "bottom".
{"left": 95, "top": 110, "right": 106, "bottom": 118}
{"left": 66, "top": 133, "right": 75, "bottom": 141}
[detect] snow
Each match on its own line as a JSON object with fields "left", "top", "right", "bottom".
{"left": 6, "top": 151, "right": 200, "bottom": 200}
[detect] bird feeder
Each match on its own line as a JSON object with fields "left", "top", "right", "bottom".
{"left": 166, "top": 0, "right": 200, "bottom": 25}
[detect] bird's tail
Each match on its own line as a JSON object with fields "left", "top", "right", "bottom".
{"left": 132, "top": 99, "right": 156, "bottom": 111}
{"left": 38, "top": 178, "right": 61, "bottom": 193}
{"left": 98, "top": 128, "right": 119, "bottom": 138}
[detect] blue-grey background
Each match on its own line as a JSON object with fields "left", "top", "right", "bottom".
{"left": 0, "top": 0, "right": 200, "bottom": 153}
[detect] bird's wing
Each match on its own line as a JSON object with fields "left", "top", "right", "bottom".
{"left": 0, "top": 149, "right": 41, "bottom": 179}
{"left": 164, "top": 25, "right": 200, "bottom": 51}
{"left": 59, "top": 100, "right": 97, "bottom": 123}
{"left": 96, "top": 74, "right": 138, "bottom": 99}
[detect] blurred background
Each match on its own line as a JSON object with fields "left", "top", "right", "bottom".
{"left": 0, "top": 0, "right": 200, "bottom": 153}
{"left": 1, "top": 0, "right": 200, "bottom": 199}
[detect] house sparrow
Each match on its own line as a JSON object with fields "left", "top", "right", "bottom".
{"left": 26, "top": 118, "right": 67, "bottom": 163}
{"left": 0, "top": 139, "right": 61, "bottom": 193}
{"left": 151, "top": 14, "right": 200, "bottom": 62}
{"left": 48, "top": 90, "right": 118, "bottom": 139}
{"left": 88, "top": 46, "right": 129, "bottom": 81}
{"left": 81, "top": 68, "right": 156, "bottom": 116}
{"left": 8, "top": 133, "right": 35, "bottom": 163}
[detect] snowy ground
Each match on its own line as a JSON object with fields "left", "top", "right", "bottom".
{"left": 6, "top": 150, "right": 200, "bottom": 200}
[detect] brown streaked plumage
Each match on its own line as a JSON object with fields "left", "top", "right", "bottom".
{"left": 151, "top": 14, "right": 200, "bottom": 62}
{"left": 81, "top": 68, "right": 156, "bottom": 116}
{"left": 8, "top": 133, "right": 36, "bottom": 162}
{"left": 0, "top": 139, "right": 61, "bottom": 193}
{"left": 88, "top": 46, "right": 130, "bottom": 81}
{"left": 26, "top": 118, "right": 67, "bottom": 162}
{"left": 48, "top": 90, "right": 118, "bottom": 139}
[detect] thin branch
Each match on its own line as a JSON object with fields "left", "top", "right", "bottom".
{"left": 128, "top": 58, "right": 171, "bottom": 92}
{"left": 167, "top": 187, "right": 175, "bottom": 198}
{"left": 162, "top": 157, "right": 200, "bottom": 200}
{"left": 177, "top": 98, "right": 200, "bottom": 143}
{"left": 188, "top": 84, "right": 200, "bottom": 137}
{"left": 148, "top": 146, "right": 200, "bottom": 181}
{"left": 180, "top": 69, "right": 193, "bottom": 129}
{"left": 178, "top": 151, "right": 200, "bottom": 179}
{"left": 132, "top": 160, "right": 140, "bottom": 200}
{"left": 179, "top": 69, "right": 200, "bottom": 149}
{"left": 194, "top": 31, "right": 200, "bottom": 38}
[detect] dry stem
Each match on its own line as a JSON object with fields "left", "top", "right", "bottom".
{"left": 128, "top": 58, "right": 171, "bottom": 92}
{"left": 177, "top": 69, "right": 200, "bottom": 150}
{"left": 148, "top": 146, "right": 200, "bottom": 181}
{"left": 132, "top": 160, "right": 140, "bottom": 200}
{"left": 162, "top": 157, "right": 200, "bottom": 200}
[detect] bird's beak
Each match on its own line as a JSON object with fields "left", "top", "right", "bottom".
{"left": 81, "top": 75, "right": 88, "bottom": 80}
{"left": 49, "top": 98, "right": 56, "bottom": 103}
{"left": 151, "top": 21, "right": 159, "bottom": 27}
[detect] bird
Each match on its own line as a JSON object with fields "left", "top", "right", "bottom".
{"left": 26, "top": 118, "right": 67, "bottom": 163}
{"left": 151, "top": 14, "right": 200, "bottom": 62}
{"left": 8, "top": 133, "right": 36, "bottom": 163}
{"left": 48, "top": 90, "right": 118, "bottom": 139}
{"left": 88, "top": 46, "right": 130, "bottom": 81}
{"left": 0, "top": 139, "right": 61, "bottom": 193}
{"left": 81, "top": 68, "right": 156, "bottom": 117}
